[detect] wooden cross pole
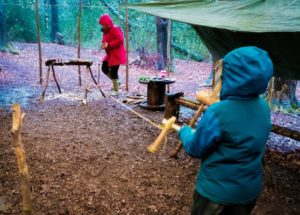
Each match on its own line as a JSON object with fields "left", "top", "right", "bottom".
{"left": 11, "top": 104, "right": 32, "bottom": 215}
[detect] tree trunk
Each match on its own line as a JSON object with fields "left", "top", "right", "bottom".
{"left": 50, "top": 0, "right": 60, "bottom": 43}
{"left": 269, "top": 77, "right": 299, "bottom": 111}
{"left": 0, "top": 1, "right": 9, "bottom": 50}
{"left": 156, "top": 17, "right": 168, "bottom": 70}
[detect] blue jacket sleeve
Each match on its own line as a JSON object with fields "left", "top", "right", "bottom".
{"left": 178, "top": 107, "right": 222, "bottom": 159}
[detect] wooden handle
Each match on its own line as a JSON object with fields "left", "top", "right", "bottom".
{"left": 148, "top": 116, "right": 176, "bottom": 153}
{"left": 161, "top": 119, "right": 181, "bottom": 131}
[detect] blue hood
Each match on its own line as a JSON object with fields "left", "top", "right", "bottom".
{"left": 220, "top": 46, "right": 273, "bottom": 100}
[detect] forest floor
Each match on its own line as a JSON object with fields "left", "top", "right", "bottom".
{"left": 0, "top": 43, "right": 299, "bottom": 214}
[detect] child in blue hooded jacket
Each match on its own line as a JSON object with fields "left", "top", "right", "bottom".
{"left": 179, "top": 46, "right": 273, "bottom": 215}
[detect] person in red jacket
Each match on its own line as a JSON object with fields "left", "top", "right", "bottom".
{"left": 99, "top": 14, "right": 126, "bottom": 96}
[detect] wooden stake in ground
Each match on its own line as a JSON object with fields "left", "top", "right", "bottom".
{"left": 11, "top": 104, "right": 31, "bottom": 215}
{"left": 77, "top": 0, "right": 82, "bottom": 86}
{"left": 125, "top": 0, "right": 129, "bottom": 91}
{"left": 97, "top": 63, "right": 101, "bottom": 84}
{"left": 35, "top": 0, "right": 43, "bottom": 84}
{"left": 83, "top": 66, "right": 89, "bottom": 105}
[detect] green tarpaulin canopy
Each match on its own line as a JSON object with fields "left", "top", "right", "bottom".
{"left": 126, "top": 0, "right": 300, "bottom": 80}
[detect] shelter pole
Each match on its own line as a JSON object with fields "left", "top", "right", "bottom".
{"left": 268, "top": 76, "right": 275, "bottom": 107}
{"left": 212, "top": 61, "right": 216, "bottom": 88}
{"left": 167, "top": 19, "right": 171, "bottom": 93}
{"left": 35, "top": 0, "right": 43, "bottom": 85}
{"left": 77, "top": 0, "right": 82, "bottom": 86}
{"left": 125, "top": 0, "right": 129, "bottom": 91}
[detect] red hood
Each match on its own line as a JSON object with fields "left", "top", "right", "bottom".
{"left": 99, "top": 14, "right": 114, "bottom": 28}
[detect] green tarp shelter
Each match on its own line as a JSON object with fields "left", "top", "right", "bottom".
{"left": 126, "top": 0, "right": 300, "bottom": 80}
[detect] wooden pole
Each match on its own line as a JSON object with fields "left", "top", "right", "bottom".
{"left": 35, "top": 0, "right": 43, "bottom": 84}
{"left": 125, "top": 0, "right": 129, "bottom": 91}
{"left": 166, "top": 19, "right": 171, "bottom": 92}
{"left": 77, "top": 0, "right": 82, "bottom": 86}
{"left": 11, "top": 104, "right": 31, "bottom": 215}
{"left": 83, "top": 66, "right": 88, "bottom": 105}
{"left": 268, "top": 76, "right": 275, "bottom": 107}
{"left": 97, "top": 63, "right": 101, "bottom": 84}
{"left": 272, "top": 124, "right": 300, "bottom": 141}
{"left": 212, "top": 61, "right": 217, "bottom": 88}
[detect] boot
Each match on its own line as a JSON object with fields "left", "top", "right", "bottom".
{"left": 111, "top": 79, "right": 119, "bottom": 96}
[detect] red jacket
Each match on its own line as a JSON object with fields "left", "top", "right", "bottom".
{"left": 99, "top": 14, "right": 126, "bottom": 67}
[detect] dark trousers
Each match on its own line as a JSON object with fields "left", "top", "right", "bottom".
{"left": 102, "top": 61, "right": 119, "bottom": 80}
{"left": 191, "top": 191, "right": 256, "bottom": 215}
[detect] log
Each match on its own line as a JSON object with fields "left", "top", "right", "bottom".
{"left": 45, "top": 59, "right": 93, "bottom": 67}
{"left": 11, "top": 104, "right": 31, "bottom": 215}
{"left": 170, "top": 96, "right": 300, "bottom": 141}
{"left": 271, "top": 125, "right": 300, "bottom": 141}
{"left": 175, "top": 97, "right": 202, "bottom": 110}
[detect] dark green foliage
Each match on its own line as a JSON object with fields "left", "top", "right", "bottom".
{"left": 0, "top": 1, "right": 8, "bottom": 48}
{"left": 4, "top": 0, "right": 36, "bottom": 42}
{"left": 1, "top": 0, "right": 209, "bottom": 59}
{"left": 0, "top": 1, "right": 19, "bottom": 53}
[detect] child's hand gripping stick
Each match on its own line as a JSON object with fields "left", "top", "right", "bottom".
{"left": 147, "top": 117, "right": 181, "bottom": 153}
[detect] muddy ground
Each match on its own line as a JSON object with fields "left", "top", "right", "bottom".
{"left": 0, "top": 43, "right": 300, "bottom": 214}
